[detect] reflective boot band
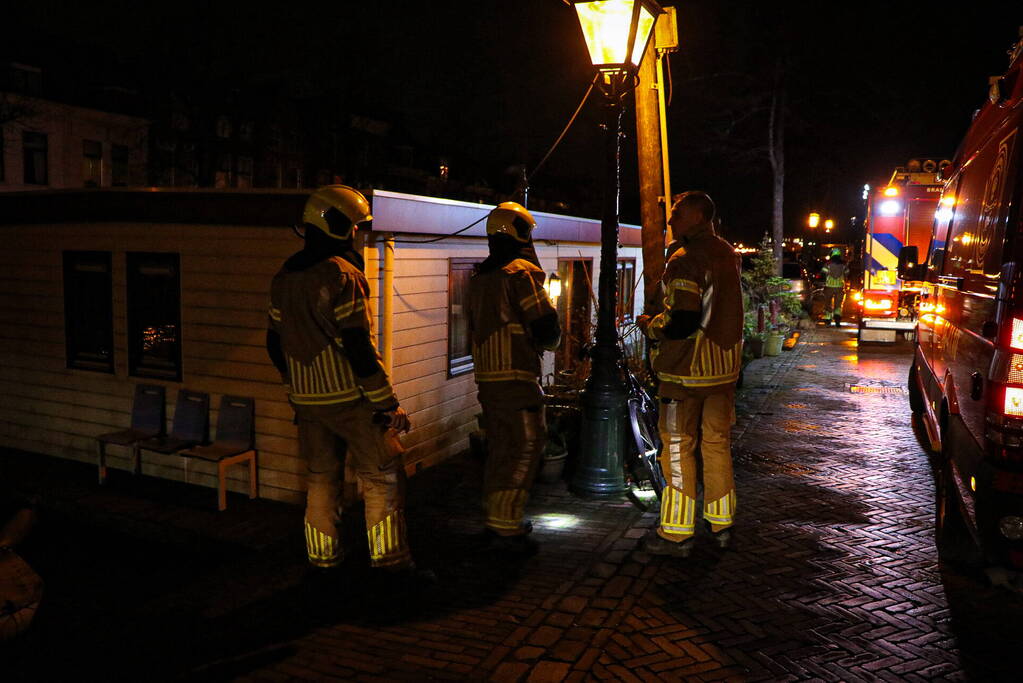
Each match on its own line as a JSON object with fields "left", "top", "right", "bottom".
{"left": 704, "top": 490, "right": 737, "bottom": 525}
{"left": 305, "top": 520, "right": 342, "bottom": 568}
{"left": 660, "top": 486, "right": 696, "bottom": 537}
{"left": 367, "top": 510, "right": 409, "bottom": 567}
{"left": 485, "top": 489, "right": 529, "bottom": 532}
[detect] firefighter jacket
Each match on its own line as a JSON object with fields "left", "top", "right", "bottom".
{"left": 647, "top": 222, "right": 743, "bottom": 397}
{"left": 467, "top": 259, "right": 559, "bottom": 388}
{"left": 822, "top": 262, "right": 847, "bottom": 289}
{"left": 268, "top": 254, "right": 397, "bottom": 410}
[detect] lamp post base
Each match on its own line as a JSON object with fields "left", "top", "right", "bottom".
{"left": 570, "top": 348, "right": 630, "bottom": 499}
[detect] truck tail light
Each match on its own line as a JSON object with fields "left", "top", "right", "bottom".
{"left": 1006, "top": 387, "right": 1023, "bottom": 417}
{"left": 1010, "top": 317, "right": 1023, "bottom": 351}
{"left": 986, "top": 313, "right": 1023, "bottom": 461}
{"left": 862, "top": 292, "right": 897, "bottom": 317}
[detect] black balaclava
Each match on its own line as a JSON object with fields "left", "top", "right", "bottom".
{"left": 478, "top": 234, "right": 541, "bottom": 273}
{"left": 285, "top": 219, "right": 364, "bottom": 273}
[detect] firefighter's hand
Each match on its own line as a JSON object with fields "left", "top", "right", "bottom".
{"left": 375, "top": 406, "right": 411, "bottom": 433}
{"left": 636, "top": 314, "right": 652, "bottom": 333}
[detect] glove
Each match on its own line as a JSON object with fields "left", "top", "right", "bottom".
{"left": 635, "top": 314, "right": 652, "bottom": 333}
{"left": 374, "top": 406, "right": 411, "bottom": 434}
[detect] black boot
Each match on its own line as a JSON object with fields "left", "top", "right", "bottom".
{"left": 476, "top": 527, "right": 539, "bottom": 556}
{"left": 640, "top": 530, "right": 694, "bottom": 557}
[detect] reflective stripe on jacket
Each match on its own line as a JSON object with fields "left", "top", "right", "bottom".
{"left": 823, "top": 262, "right": 846, "bottom": 289}
{"left": 647, "top": 223, "right": 743, "bottom": 394}
{"left": 467, "top": 259, "right": 558, "bottom": 385}
{"left": 269, "top": 256, "right": 396, "bottom": 408}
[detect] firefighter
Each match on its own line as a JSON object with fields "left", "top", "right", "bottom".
{"left": 821, "top": 250, "right": 847, "bottom": 326}
{"left": 467, "top": 202, "right": 561, "bottom": 553}
{"left": 266, "top": 185, "right": 415, "bottom": 574}
{"left": 636, "top": 191, "right": 743, "bottom": 557}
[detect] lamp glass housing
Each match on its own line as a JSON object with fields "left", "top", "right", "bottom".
{"left": 545, "top": 273, "right": 563, "bottom": 300}
{"left": 808, "top": 212, "right": 820, "bottom": 228}
{"left": 574, "top": 0, "right": 657, "bottom": 70}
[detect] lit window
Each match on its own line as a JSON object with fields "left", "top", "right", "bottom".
{"left": 127, "top": 253, "right": 182, "bottom": 381}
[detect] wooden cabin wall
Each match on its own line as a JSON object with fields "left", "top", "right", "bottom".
{"left": 0, "top": 221, "right": 310, "bottom": 503}
{"left": 0, "top": 220, "right": 644, "bottom": 505}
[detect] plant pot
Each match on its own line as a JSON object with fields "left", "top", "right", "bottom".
{"left": 538, "top": 452, "right": 567, "bottom": 484}
{"left": 765, "top": 332, "right": 784, "bottom": 356}
{"left": 748, "top": 335, "right": 765, "bottom": 358}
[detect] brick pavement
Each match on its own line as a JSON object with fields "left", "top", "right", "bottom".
{"left": 4, "top": 326, "right": 1023, "bottom": 681}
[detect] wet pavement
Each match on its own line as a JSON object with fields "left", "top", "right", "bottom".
{"left": 3, "top": 326, "right": 1023, "bottom": 681}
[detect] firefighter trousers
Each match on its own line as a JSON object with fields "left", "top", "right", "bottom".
{"left": 823, "top": 287, "right": 844, "bottom": 319}
{"left": 479, "top": 397, "right": 546, "bottom": 536}
{"left": 657, "top": 390, "right": 737, "bottom": 542}
{"left": 296, "top": 400, "right": 412, "bottom": 569}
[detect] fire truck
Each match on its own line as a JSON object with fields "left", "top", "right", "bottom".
{"left": 857, "top": 158, "right": 949, "bottom": 343}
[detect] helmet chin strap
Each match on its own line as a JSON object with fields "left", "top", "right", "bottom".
{"left": 292, "top": 223, "right": 307, "bottom": 239}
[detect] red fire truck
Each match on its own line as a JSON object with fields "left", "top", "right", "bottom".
{"left": 857, "top": 160, "right": 948, "bottom": 343}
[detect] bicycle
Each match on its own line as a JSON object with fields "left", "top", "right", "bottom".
{"left": 614, "top": 324, "right": 665, "bottom": 511}
{"left": 623, "top": 365, "right": 665, "bottom": 511}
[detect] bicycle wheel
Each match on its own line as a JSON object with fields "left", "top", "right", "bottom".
{"left": 627, "top": 396, "right": 665, "bottom": 500}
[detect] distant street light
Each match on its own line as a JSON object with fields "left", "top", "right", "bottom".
{"left": 824, "top": 219, "right": 835, "bottom": 233}
{"left": 808, "top": 212, "right": 820, "bottom": 229}
{"left": 568, "top": 0, "right": 663, "bottom": 498}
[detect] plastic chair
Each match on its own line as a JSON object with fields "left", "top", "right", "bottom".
{"left": 96, "top": 384, "right": 165, "bottom": 484}
{"left": 137, "top": 389, "right": 209, "bottom": 464}
{"left": 179, "top": 395, "right": 258, "bottom": 511}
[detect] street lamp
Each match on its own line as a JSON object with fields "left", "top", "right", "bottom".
{"left": 824, "top": 218, "right": 835, "bottom": 233}
{"left": 568, "top": 0, "right": 663, "bottom": 498}
{"left": 808, "top": 212, "right": 820, "bottom": 229}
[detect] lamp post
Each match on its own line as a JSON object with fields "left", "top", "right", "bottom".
{"left": 568, "top": 0, "right": 662, "bottom": 498}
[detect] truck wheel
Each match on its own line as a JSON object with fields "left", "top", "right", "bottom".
{"left": 934, "top": 459, "right": 982, "bottom": 568}
{"left": 908, "top": 364, "right": 924, "bottom": 414}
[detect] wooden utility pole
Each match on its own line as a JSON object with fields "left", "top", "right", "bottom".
{"left": 635, "top": 41, "right": 667, "bottom": 315}
{"left": 634, "top": 7, "right": 677, "bottom": 314}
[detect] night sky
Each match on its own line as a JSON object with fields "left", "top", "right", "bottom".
{"left": 6, "top": 1, "right": 1022, "bottom": 244}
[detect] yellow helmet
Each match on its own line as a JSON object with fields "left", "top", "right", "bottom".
{"left": 302, "top": 185, "right": 372, "bottom": 241}
{"left": 486, "top": 202, "right": 536, "bottom": 243}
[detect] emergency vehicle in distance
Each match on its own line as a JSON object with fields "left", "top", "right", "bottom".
{"left": 857, "top": 159, "right": 948, "bottom": 343}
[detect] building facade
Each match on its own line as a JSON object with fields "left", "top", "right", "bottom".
{"left": 0, "top": 91, "right": 148, "bottom": 192}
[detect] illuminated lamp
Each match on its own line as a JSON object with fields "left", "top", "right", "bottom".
{"left": 572, "top": 0, "right": 660, "bottom": 77}
{"left": 545, "top": 272, "right": 563, "bottom": 301}
{"left": 883, "top": 187, "right": 899, "bottom": 197}
{"left": 879, "top": 200, "right": 901, "bottom": 216}
{"left": 808, "top": 212, "right": 820, "bottom": 228}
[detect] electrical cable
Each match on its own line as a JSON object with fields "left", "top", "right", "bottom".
{"left": 389, "top": 215, "right": 487, "bottom": 244}
{"left": 387, "top": 74, "right": 599, "bottom": 244}
{"left": 524, "top": 73, "right": 599, "bottom": 188}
